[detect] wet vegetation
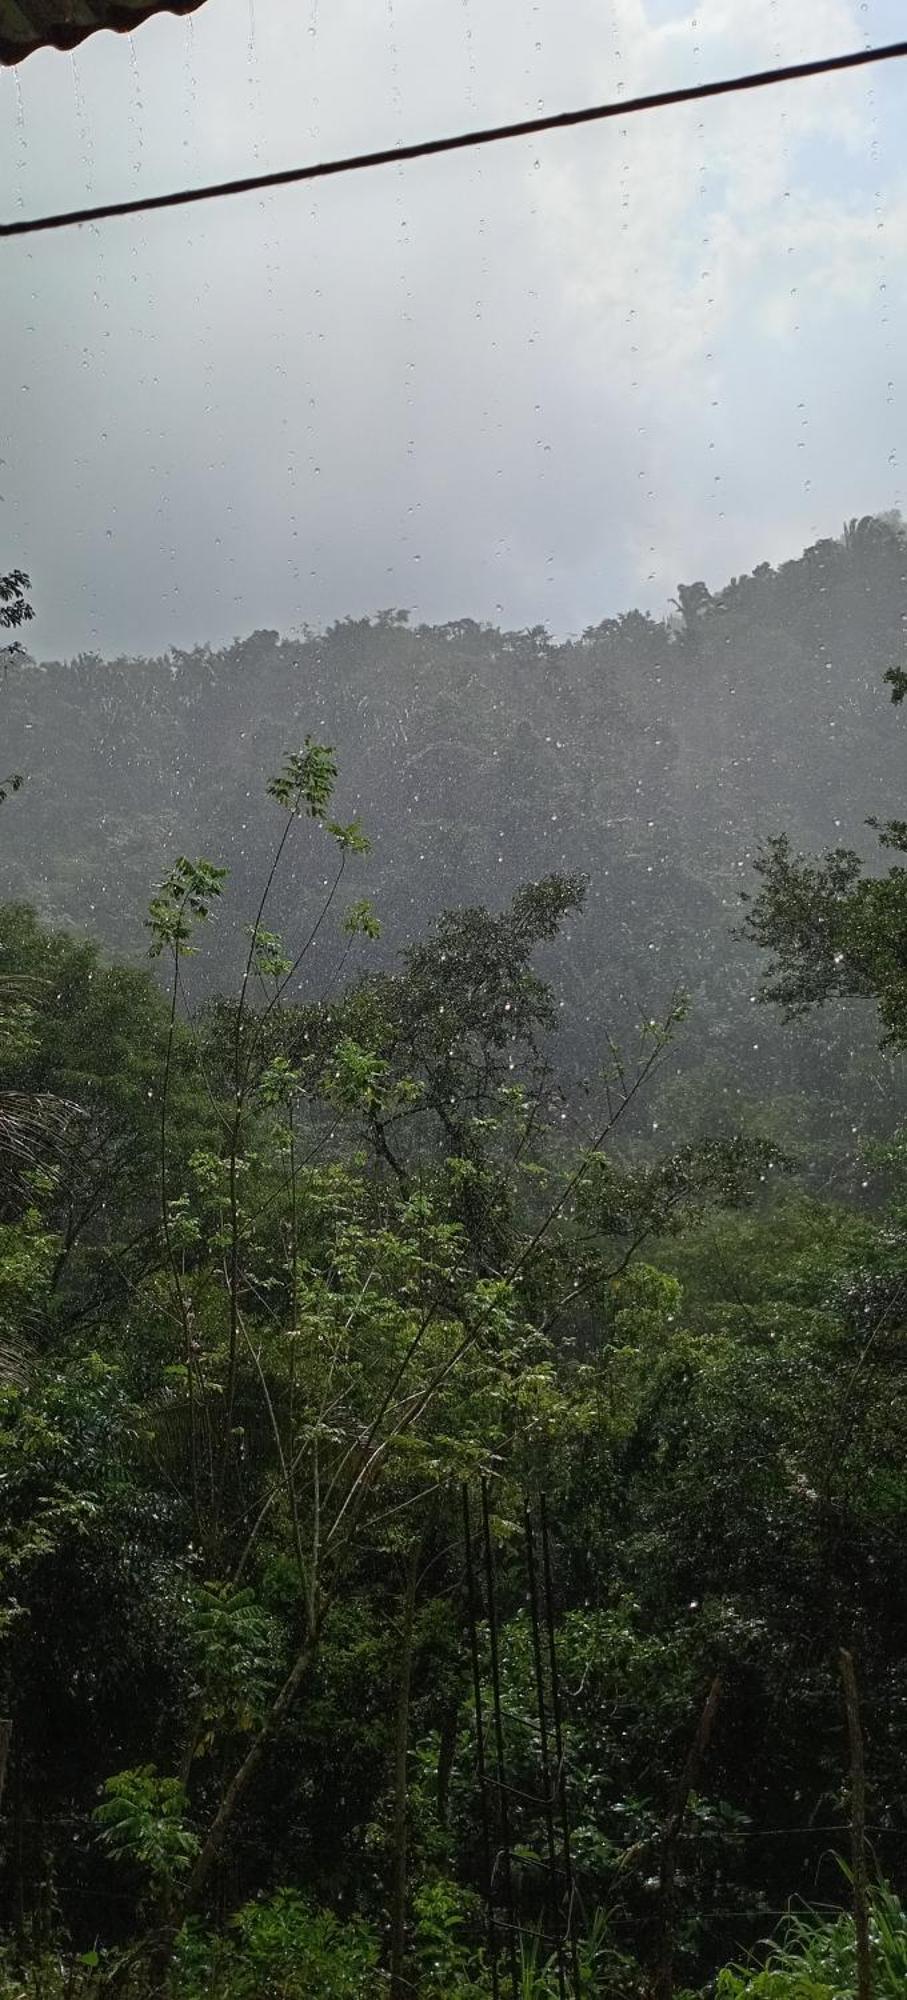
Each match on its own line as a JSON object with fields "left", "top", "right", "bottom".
{"left": 1, "top": 520, "right": 907, "bottom": 1995}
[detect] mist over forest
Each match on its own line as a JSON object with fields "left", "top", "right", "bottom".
{"left": 4, "top": 513, "right": 906, "bottom": 1176}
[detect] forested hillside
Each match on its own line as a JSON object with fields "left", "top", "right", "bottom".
{"left": 3, "top": 515, "right": 907, "bottom": 1179}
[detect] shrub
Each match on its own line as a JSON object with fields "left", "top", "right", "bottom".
{"left": 716, "top": 1880, "right": 907, "bottom": 2000}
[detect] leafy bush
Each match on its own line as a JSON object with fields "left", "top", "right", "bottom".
{"left": 174, "top": 1889, "right": 384, "bottom": 2000}
{"left": 410, "top": 1885, "right": 643, "bottom": 2000}
{"left": 717, "top": 1881, "right": 907, "bottom": 1999}
{"left": 410, "top": 1876, "right": 485, "bottom": 1995}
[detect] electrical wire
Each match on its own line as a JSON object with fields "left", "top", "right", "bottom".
{"left": 2, "top": 36, "right": 907, "bottom": 240}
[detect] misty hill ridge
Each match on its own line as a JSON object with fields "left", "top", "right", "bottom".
{"left": 2, "top": 514, "right": 905, "bottom": 1163}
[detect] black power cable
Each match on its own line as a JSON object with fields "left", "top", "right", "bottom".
{"left": 2, "top": 37, "right": 906, "bottom": 240}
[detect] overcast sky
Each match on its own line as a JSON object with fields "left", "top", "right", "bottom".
{"left": 2, "top": 0, "right": 906, "bottom": 658}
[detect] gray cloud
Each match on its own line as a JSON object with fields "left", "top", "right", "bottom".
{"left": 2, "top": 0, "right": 906, "bottom": 659}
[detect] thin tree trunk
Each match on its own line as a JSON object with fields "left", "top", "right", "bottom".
{"left": 651, "top": 1674, "right": 722, "bottom": 2000}
{"left": 13, "top": 1733, "right": 25, "bottom": 1943}
{"left": 144, "top": 1624, "right": 325, "bottom": 1991}
{"left": 0, "top": 1718, "right": 10, "bottom": 1813}
{"left": 182, "top": 1618, "right": 322, "bottom": 1914}
{"left": 839, "top": 1648, "right": 872, "bottom": 2000}
{"left": 389, "top": 1543, "right": 419, "bottom": 2000}
{"left": 435, "top": 1697, "right": 459, "bottom": 1829}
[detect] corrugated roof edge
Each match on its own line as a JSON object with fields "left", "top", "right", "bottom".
{"left": 0, "top": 0, "right": 206, "bottom": 66}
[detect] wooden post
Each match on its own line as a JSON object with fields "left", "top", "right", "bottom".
{"left": 651, "top": 1674, "right": 722, "bottom": 2000}
{"left": 839, "top": 1648, "right": 872, "bottom": 2000}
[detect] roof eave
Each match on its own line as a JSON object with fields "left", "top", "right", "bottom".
{"left": 0, "top": 0, "right": 206, "bottom": 67}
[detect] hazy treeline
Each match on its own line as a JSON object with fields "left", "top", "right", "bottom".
{"left": 3, "top": 515, "right": 906, "bottom": 1178}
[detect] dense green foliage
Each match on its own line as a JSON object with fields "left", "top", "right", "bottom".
{"left": 1, "top": 530, "right": 907, "bottom": 1995}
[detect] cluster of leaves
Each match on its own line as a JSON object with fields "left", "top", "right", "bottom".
{"left": 0, "top": 568, "right": 32, "bottom": 803}
{"left": 95, "top": 1769, "right": 199, "bottom": 1891}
